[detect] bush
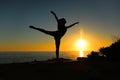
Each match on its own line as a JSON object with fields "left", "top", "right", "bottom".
{"left": 87, "top": 51, "right": 105, "bottom": 62}
{"left": 99, "top": 39, "right": 120, "bottom": 61}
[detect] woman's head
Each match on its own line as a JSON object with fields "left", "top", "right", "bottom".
{"left": 58, "top": 18, "right": 66, "bottom": 25}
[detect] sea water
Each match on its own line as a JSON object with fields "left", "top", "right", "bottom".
{"left": 0, "top": 51, "right": 90, "bottom": 64}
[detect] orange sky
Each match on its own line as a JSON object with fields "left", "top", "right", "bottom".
{"left": 0, "top": 27, "right": 112, "bottom": 52}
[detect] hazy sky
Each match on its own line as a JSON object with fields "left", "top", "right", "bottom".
{"left": 0, "top": 0, "right": 120, "bottom": 51}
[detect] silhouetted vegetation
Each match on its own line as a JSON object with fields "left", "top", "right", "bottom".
{"left": 99, "top": 39, "right": 120, "bottom": 61}
{"left": 88, "top": 39, "right": 120, "bottom": 62}
{"left": 87, "top": 51, "right": 105, "bottom": 62}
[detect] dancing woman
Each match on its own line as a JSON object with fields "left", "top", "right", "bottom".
{"left": 29, "top": 11, "right": 79, "bottom": 60}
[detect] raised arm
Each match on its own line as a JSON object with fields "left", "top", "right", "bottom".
{"left": 66, "top": 22, "right": 79, "bottom": 29}
{"left": 51, "top": 11, "right": 59, "bottom": 22}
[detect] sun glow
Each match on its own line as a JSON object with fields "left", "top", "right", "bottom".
{"left": 76, "top": 39, "right": 87, "bottom": 50}
{"left": 76, "top": 39, "right": 87, "bottom": 57}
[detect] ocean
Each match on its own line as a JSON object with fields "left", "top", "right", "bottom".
{"left": 0, "top": 51, "right": 90, "bottom": 64}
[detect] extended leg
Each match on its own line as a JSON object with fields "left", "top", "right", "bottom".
{"left": 29, "top": 26, "right": 55, "bottom": 36}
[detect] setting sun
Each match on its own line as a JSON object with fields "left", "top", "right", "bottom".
{"left": 75, "top": 39, "right": 88, "bottom": 57}
{"left": 76, "top": 39, "right": 87, "bottom": 50}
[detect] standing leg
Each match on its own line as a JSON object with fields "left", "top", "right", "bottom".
{"left": 55, "top": 38, "right": 60, "bottom": 60}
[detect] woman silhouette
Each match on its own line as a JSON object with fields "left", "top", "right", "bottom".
{"left": 29, "top": 11, "right": 79, "bottom": 60}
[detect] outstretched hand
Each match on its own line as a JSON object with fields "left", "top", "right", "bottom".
{"left": 66, "top": 22, "right": 79, "bottom": 29}
{"left": 29, "top": 25, "right": 35, "bottom": 29}
{"left": 75, "top": 22, "right": 79, "bottom": 24}
{"left": 51, "top": 11, "right": 55, "bottom": 15}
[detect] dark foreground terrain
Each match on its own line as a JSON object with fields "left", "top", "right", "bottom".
{"left": 0, "top": 59, "right": 120, "bottom": 80}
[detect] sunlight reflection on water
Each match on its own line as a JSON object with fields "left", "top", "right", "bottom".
{"left": 80, "top": 50, "right": 84, "bottom": 57}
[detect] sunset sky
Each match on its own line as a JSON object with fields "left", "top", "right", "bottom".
{"left": 0, "top": 0, "right": 120, "bottom": 52}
